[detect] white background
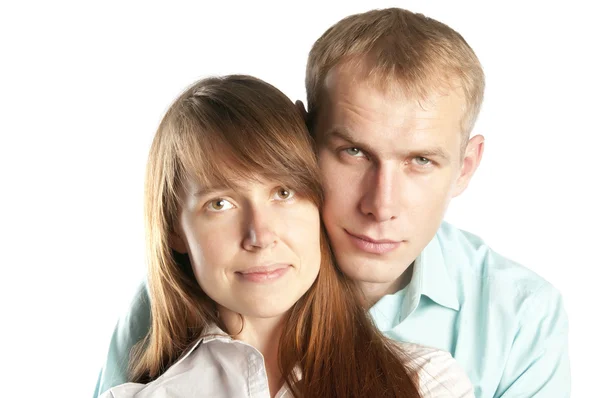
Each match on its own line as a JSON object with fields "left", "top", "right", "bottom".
{"left": 1, "top": 1, "right": 598, "bottom": 396}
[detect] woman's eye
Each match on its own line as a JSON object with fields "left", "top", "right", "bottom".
{"left": 414, "top": 157, "right": 431, "bottom": 166}
{"left": 345, "top": 147, "right": 364, "bottom": 157}
{"left": 207, "top": 198, "right": 234, "bottom": 212}
{"left": 274, "top": 187, "right": 295, "bottom": 201}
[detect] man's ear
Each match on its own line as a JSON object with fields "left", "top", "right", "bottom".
{"left": 169, "top": 227, "right": 188, "bottom": 254}
{"left": 295, "top": 100, "right": 308, "bottom": 124}
{"left": 452, "top": 134, "right": 485, "bottom": 198}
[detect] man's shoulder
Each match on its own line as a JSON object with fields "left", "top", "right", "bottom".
{"left": 437, "top": 221, "right": 560, "bottom": 304}
{"left": 119, "top": 280, "right": 152, "bottom": 339}
{"left": 95, "top": 281, "right": 152, "bottom": 398}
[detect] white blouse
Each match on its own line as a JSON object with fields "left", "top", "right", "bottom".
{"left": 101, "top": 325, "right": 473, "bottom": 398}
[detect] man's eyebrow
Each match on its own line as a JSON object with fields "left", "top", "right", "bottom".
{"left": 406, "top": 147, "right": 451, "bottom": 161}
{"left": 324, "top": 126, "right": 451, "bottom": 162}
{"left": 324, "top": 127, "right": 377, "bottom": 154}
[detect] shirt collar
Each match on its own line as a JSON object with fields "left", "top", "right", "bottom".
{"left": 403, "top": 231, "right": 460, "bottom": 317}
{"left": 169, "top": 323, "right": 303, "bottom": 385}
{"left": 170, "top": 324, "right": 231, "bottom": 367}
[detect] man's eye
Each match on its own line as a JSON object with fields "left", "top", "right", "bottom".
{"left": 274, "top": 187, "right": 296, "bottom": 201}
{"left": 414, "top": 157, "right": 431, "bottom": 166}
{"left": 345, "top": 147, "right": 364, "bottom": 157}
{"left": 207, "top": 198, "right": 234, "bottom": 212}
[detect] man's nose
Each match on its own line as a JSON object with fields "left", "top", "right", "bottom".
{"left": 359, "top": 165, "right": 399, "bottom": 222}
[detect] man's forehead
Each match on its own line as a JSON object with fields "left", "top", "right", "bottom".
{"left": 321, "top": 72, "right": 462, "bottom": 121}
{"left": 322, "top": 61, "right": 467, "bottom": 117}
{"left": 323, "top": 123, "right": 454, "bottom": 152}
{"left": 319, "top": 93, "right": 463, "bottom": 136}
{"left": 317, "top": 100, "right": 463, "bottom": 161}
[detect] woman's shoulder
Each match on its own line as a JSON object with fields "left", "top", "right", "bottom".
{"left": 393, "top": 342, "right": 474, "bottom": 398}
{"left": 99, "top": 383, "right": 145, "bottom": 398}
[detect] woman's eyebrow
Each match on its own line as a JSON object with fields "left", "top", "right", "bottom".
{"left": 193, "top": 185, "right": 227, "bottom": 197}
{"left": 193, "top": 177, "right": 253, "bottom": 197}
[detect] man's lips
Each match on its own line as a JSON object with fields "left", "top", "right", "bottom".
{"left": 344, "top": 229, "right": 403, "bottom": 254}
{"left": 346, "top": 231, "right": 401, "bottom": 244}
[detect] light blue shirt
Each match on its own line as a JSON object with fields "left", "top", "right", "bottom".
{"left": 370, "top": 222, "right": 570, "bottom": 397}
{"left": 94, "top": 222, "right": 570, "bottom": 397}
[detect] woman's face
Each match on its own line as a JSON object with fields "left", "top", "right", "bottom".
{"left": 172, "top": 175, "right": 321, "bottom": 321}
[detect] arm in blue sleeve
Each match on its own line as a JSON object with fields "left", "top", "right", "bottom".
{"left": 495, "top": 283, "right": 570, "bottom": 397}
{"left": 93, "top": 281, "right": 152, "bottom": 398}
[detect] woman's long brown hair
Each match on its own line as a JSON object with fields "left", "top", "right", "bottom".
{"left": 132, "top": 75, "right": 421, "bottom": 397}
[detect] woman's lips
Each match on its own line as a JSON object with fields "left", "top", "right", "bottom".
{"left": 235, "top": 264, "right": 291, "bottom": 283}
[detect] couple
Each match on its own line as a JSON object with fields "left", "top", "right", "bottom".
{"left": 96, "top": 8, "right": 570, "bottom": 398}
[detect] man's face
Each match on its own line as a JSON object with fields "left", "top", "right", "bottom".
{"left": 314, "top": 66, "right": 480, "bottom": 296}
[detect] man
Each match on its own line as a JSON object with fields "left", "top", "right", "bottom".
{"left": 95, "top": 8, "right": 569, "bottom": 398}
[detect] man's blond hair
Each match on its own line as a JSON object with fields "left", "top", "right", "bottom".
{"left": 306, "top": 8, "right": 485, "bottom": 140}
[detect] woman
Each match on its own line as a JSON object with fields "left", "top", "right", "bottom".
{"left": 101, "top": 75, "right": 473, "bottom": 397}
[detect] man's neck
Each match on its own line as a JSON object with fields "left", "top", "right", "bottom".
{"left": 219, "top": 308, "right": 285, "bottom": 396}
{"left": 360, "top": 263, "right": 414, "bottom": 307}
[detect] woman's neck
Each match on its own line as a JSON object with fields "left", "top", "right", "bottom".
{"left": 219, "top": 308, "right": 285, "bottom": 397}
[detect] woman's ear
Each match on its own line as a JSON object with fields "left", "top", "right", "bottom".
{"left": 169, "top": 226, "right": 188, "bottom": 254}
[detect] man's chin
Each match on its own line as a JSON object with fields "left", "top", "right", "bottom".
{"left": 336, "top": 251, "right": 413, "bottom": 283}
{"left": 337, "top": 259, "right": 398, "bottom": 284}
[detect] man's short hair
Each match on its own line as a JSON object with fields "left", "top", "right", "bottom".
{"left": 306, "top": 8, "right": 485, "bottom": 142}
